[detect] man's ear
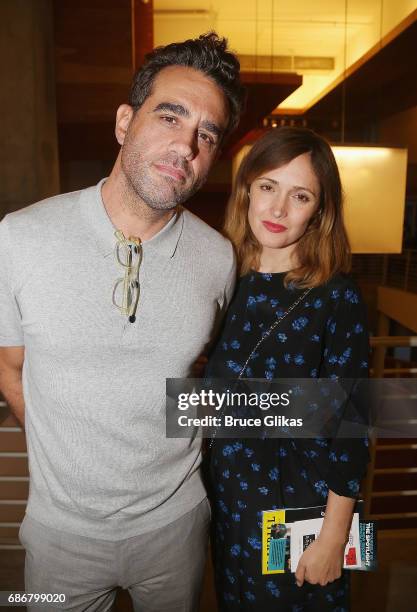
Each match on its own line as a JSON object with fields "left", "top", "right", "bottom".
{"left": 115, "top": 104, "right": 134, "bottom": 145}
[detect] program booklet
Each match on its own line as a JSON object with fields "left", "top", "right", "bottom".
{"left": 261, "top": 501, "right": 377, "bottom": 574}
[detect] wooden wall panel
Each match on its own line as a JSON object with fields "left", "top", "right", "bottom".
{"left": 0, "top": 434, "right": 26, "bottom": 453}
{"left": 0, "top": 458, "right": 28, "bottom": 478}
{"left": 0, "top": 481, "right": 28, "bottom": 500}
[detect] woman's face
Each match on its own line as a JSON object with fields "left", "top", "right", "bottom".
{"left": 247, "top": 152, "right": 320, "bottom": 254}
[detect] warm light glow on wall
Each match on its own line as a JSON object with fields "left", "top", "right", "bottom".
{"left": 332, "top": 146, "right": 407, "bottom": 253}
{"left": 232, "top": 144, "right": 408, "bottom": 254}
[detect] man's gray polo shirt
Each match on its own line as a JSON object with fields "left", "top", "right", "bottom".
{"left": 0, "top": 179, "right": 235, "bottom": 540}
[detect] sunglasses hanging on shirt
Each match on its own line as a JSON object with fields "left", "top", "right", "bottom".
{"left": 112, "top": 230, "right": 142, "bottom": 323}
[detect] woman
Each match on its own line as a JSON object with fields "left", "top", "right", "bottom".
{"left": 206, "top": 127, "right": 369, "bottom": 611}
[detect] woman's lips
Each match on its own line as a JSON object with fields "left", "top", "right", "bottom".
{"left": 154, "top": 164, "right": 186, "bottom": 182}
{"left": 262, "top": 220, "right": 287, "bottom": 233}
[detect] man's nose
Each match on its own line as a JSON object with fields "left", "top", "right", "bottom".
{"left": 170, "top": 129, "right": 198, "bottom": 161}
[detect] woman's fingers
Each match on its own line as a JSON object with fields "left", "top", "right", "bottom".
{"left": 295, "top": 562, "right": 306, "bottom": 587}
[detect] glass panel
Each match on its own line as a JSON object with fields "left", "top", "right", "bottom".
{"left": 382, "top": 0, "right": 417, "bottom": 36}
{"left": 345, "top": 0, "right": 382, "bottom": 67}
{"left": 153, "top": 0, "right": 417, "bottom": 111}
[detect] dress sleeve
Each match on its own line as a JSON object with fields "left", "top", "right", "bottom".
{"left": 320, "top": 281, "right": 370, "bottom": 498}
{"left": 0, "top": 217, "right": 24, "bottom": 346}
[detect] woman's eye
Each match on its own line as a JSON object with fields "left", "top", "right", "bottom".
{"left": 260, "top": 184, "right": 273, "bottom": 192}
{"left": 293, "top": 192, "right": 310, "bottom": 203}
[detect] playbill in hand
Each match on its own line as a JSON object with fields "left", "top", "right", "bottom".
{"left": 262, "top": 501, "right": 377, "bottom": 574}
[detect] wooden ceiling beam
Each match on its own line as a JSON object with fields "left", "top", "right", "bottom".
{"left": 223, "top": 72, "right": 302, "bottom": 156}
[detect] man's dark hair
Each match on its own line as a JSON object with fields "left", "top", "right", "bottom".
{"left": 129, "top": 32, "right": 246, "bottom": 138}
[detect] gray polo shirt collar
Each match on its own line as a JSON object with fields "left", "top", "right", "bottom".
{"left": 81, "top": 178, "right": 184, "bottom": 259}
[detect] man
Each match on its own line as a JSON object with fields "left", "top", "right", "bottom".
{"left": 0, "top": 33, "right": 245, "bottom": 611}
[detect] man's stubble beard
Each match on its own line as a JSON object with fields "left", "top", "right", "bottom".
{"left": 121, "top": 142, "right": 206, "bottom": 213}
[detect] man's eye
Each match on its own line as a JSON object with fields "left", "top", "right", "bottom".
{"left": 161, "top": 115, "right": 177, "bottom": 125}
{"left": 198, "top": 132, "right": 215, "bottom": 146}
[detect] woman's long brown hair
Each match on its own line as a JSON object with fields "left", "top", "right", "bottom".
{"left": 224, "top": 127, "right": 351, "bottom": 288}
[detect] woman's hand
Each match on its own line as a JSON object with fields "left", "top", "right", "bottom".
{"left": 294, "top": 489, "right": 354, "bottom": 587}
{"left": 294, "top": 532, "right": 345, "bottom": 587}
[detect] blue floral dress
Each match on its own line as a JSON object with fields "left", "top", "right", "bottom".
{"left": 206, "top": 271, "right": 369, "bottom": 611}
